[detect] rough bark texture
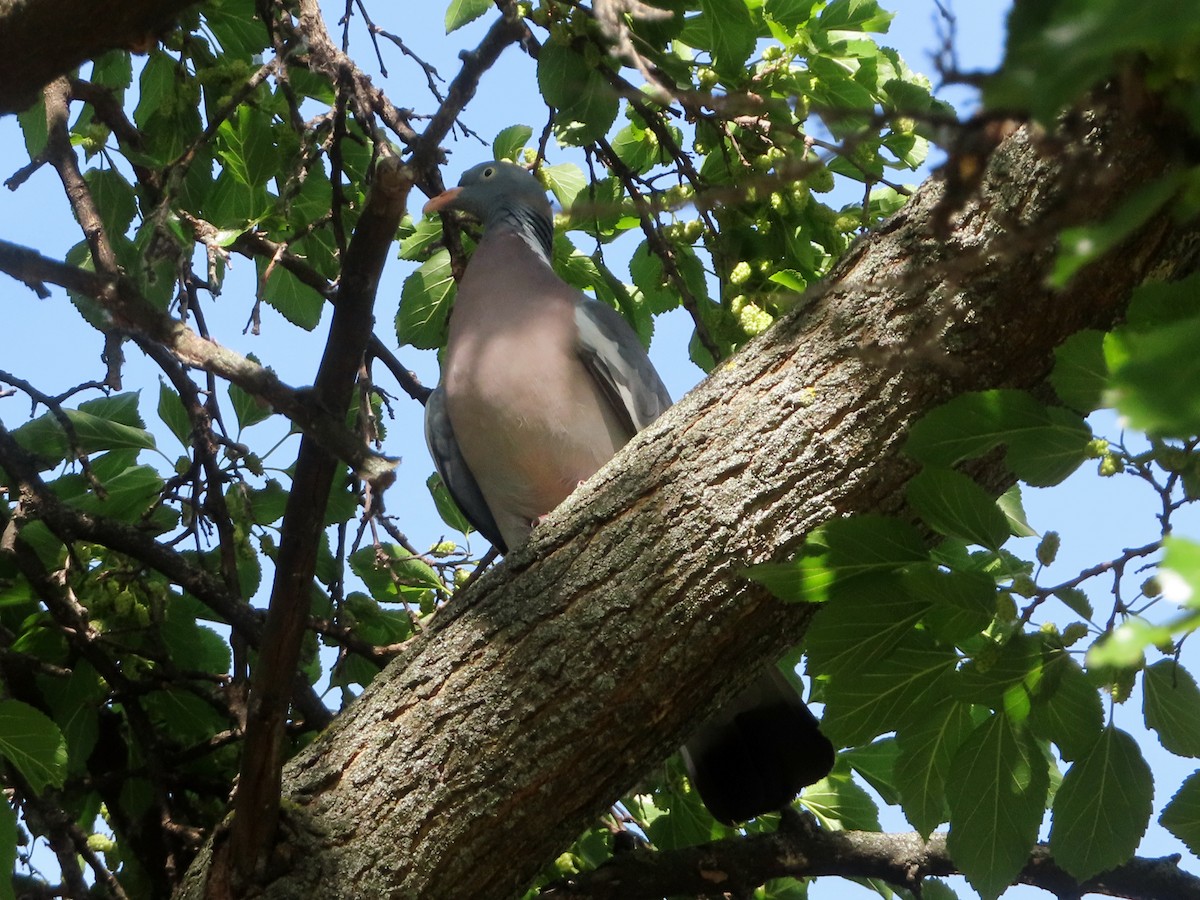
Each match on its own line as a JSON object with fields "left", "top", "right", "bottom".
{"left": 177, "top": 101, "right": 1199, "bottom": 899}
{"left": 0, "top": 0, "right": 198, "bottom": 115}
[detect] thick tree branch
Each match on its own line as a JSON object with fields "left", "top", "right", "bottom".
{"left": 0, "top": 0, "right": 196, "bottom": 115}
{"left": 540, "top": 820, "right": 1200, "bottom": 900}
{"left": 176, "top": 97, "right": 1200, "bottom": 898}
{"left": 229, "top": 156, "right": 413, "bottom": 884}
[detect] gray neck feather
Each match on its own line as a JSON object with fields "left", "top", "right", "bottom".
{"left": 489, "top": 203, "right": 554, "bottom": 267}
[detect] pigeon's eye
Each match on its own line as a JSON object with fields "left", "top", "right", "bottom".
{"left": 482, "top": 166, "right": 495, "bottom": 178}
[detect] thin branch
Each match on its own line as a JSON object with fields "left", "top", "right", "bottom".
{"left": 0, "top": 239, "right": 397, "bottom": 489}
{"left": 539, "top": 819, "right": 1200, "bottom": 900}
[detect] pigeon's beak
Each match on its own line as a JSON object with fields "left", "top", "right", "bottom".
{"left": 422, "top": 186, "right": 463, "bottom": 216}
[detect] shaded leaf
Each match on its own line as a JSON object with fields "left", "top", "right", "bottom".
{"left": 0, "top": 801, "right": 15, "bottom": 900}
{"left": 1161, "top": 770, "right": 1200, "bottom": 858}
{"left": 0, "top": 700, "right": 67, "bottom": 793}
{"left": 1028, "top": 652, "right": 1104, "bottom": 762}
{"left": 895, "top": 701, "right": 976, "bottom": 837}
{"left": 946, "top": 714, "right": 1049, "bottom": 900}
{"left": 257, "top": 258, "right": 325, "bottom": 330}
{"left": 1051, "top": 330, "right": 1107, "bottom": 413}
{"left": 822, "top": 639, "right": 958, "bottom": 746}
{"left": 1048, "top": 726, "right": 1153, "bottom": 881}
{"left": 907, "top": 467, "right": 1009, "bottom": 551}
{"left": 157, "top": 380, "right": 192, "bottom": 447}
{"left": 1144, "top": 660, "right": 1200, "bottom": 757}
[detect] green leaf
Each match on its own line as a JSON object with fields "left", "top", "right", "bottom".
{"left": 541, "top": 162, "right": 587, "bottom": 211}
{"left": 611, "top": 121, "right": 659, "bottom": 174}
{"left": 157, "top": 380, "right": 192, "bottom": 447}
{"left": 17, "top": 97, "right": 48, "bottom": 158}
{"left": 493, "top": 124, "right": 533, "bottom": 161}
{"left": 1161, "top": 770, "right": 1200, "bottom": 858}
{"left": 805, "top": 574, "right": 930, "bottom": 676}
{"left": 245, "top": 479, "right": 288, "bottom": 525}
{"left": 1144, "top": 660, "right": 1200, "bottom": 757}
{"left": 822, "top": 639, "right": 958, "bottom": 746}
{"left": 907, "top": 391, "right": 1025, "bottom": 465}
{"left": 0, "top": 699, "right": 68, "bottom": 793}
{"left": 650, "top": 769, "right": 726, "bottom": 848}
{"left": 257, "top": 257, "right": 325, "bottom": 330}
{"left": 204, "top": 0, "right": 268, "bottom": 58}
{"left": 946, "top": 714, "right": 1049, "bottom": 900}
{"left": 1005, "top": 404, "right": 1092, "bottom": 487}
{"left": 1028, "top": 652, "right": 1104, "bottom": 762}
{"left": 216, "top": 105, "right": 279, "bottom": 188}
{"left": 895, "top": 701, "right": 976, "bottom": 837}
{"left": 817, "top": 0, "right": 893, "bottom": 33}
{"left": 52, "top": 460, "right": 164, "bottom": 522}
{"left": 445, "top": 0, "right": 492, "bottom": 32}
{"left": 1161, "top": 536, "right": 1200, "bottom": 606}
{"left": 954, "top": 633, "right": 1043, "bottom": 712}
{"left": 842, "top": 738, "right": 900, "bottom": 805}
{"left": 1106, "top": 278, "right": 1200, "bottom": 437}
{"left": 0, "top": 800, "right": 15, "bottom": 900}
{"left": 1051, "top": 330, "right": 1107, "bottom": 413}
{"left": 1052, "top": 174, "right": 1184, "bottom": 286}
{"left": 701, "top": 0, "right": 756, "bottom": 79}
{"left": 919, "top": 567, "right": 996, "bottom": 645}
{"left": 91, "top": 50, "right": 133, "bottom": 91}
{"left": 349, "top": 545, "right": 445, "bottom": 603}
{"left": 536, "top": 41, "right": 619, "bottom": 145}
{"left": 766, "top": 0, "right": 817, "bottom": 30}
{"left": 144, "top": 688, "right": 227, "bottom": 745}
{"left": 747, "top": 515, "right": 928, "bottom": 603}
{"left": 397, "top": 248, "right": 456, "bottom": 349}
{"left": 85, "top": 167, "right": 138, "bottom": 237}
{"left": 398, "top": 214, "right": 444, "bottom": 262}
{"left": 907, "top": 467, "right": 1010, "bottom": 551}
{"left": 1048, "top": 726, "right": 1153, "bottom": 881}
{"left": 997, "top": 484, "right": 1038, "bottom": 539}
{"left": 905, "top": 390, "right": 1090, "bottom": 486}
{"left": 427, "top": 472, "right": 473, "bottom": 536}
{"left": 40, "top": 660, "right": 104, "bottom": 776}
{"left": 800, "top": 767, "right": 881, "bottom": 831}
{"left": 630, "top": 240, "right": 678, "bottom": 314}
{"left": 228, "top": 378, "right": 274, "bottom": 431}
{"left": 133, "top": 51, "right": 176, "bottom": 130}
{"left": 920, "top": 880, "right": 961, "bottom": 900}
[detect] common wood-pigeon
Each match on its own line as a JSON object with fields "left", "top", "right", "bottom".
{"left": 422, "top": 160, "right": 834, "bottom": 824}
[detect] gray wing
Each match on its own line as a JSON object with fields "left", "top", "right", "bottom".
{"left": 574, "top": 299, "right": 673, "bottom": 437}
{"left": 424, "top": 385, "right": 508, "bottom": 552}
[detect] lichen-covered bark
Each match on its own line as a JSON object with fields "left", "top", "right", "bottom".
{"left": 0, "top": 1, "right": 198, "bottom": 115}
{"left": 178, "top": 101, "right": 1199, "bottom": 899}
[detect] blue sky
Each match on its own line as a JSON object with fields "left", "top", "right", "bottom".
{"left": 2, "top": 2, "right": 1197, "bottom": 897}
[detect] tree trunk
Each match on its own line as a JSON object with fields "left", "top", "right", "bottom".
{"left": 178, "top": 99, "right": 1199, "bottom": 898}
{"left": 0, "top": 1, "right": 198, "bottom": 115}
